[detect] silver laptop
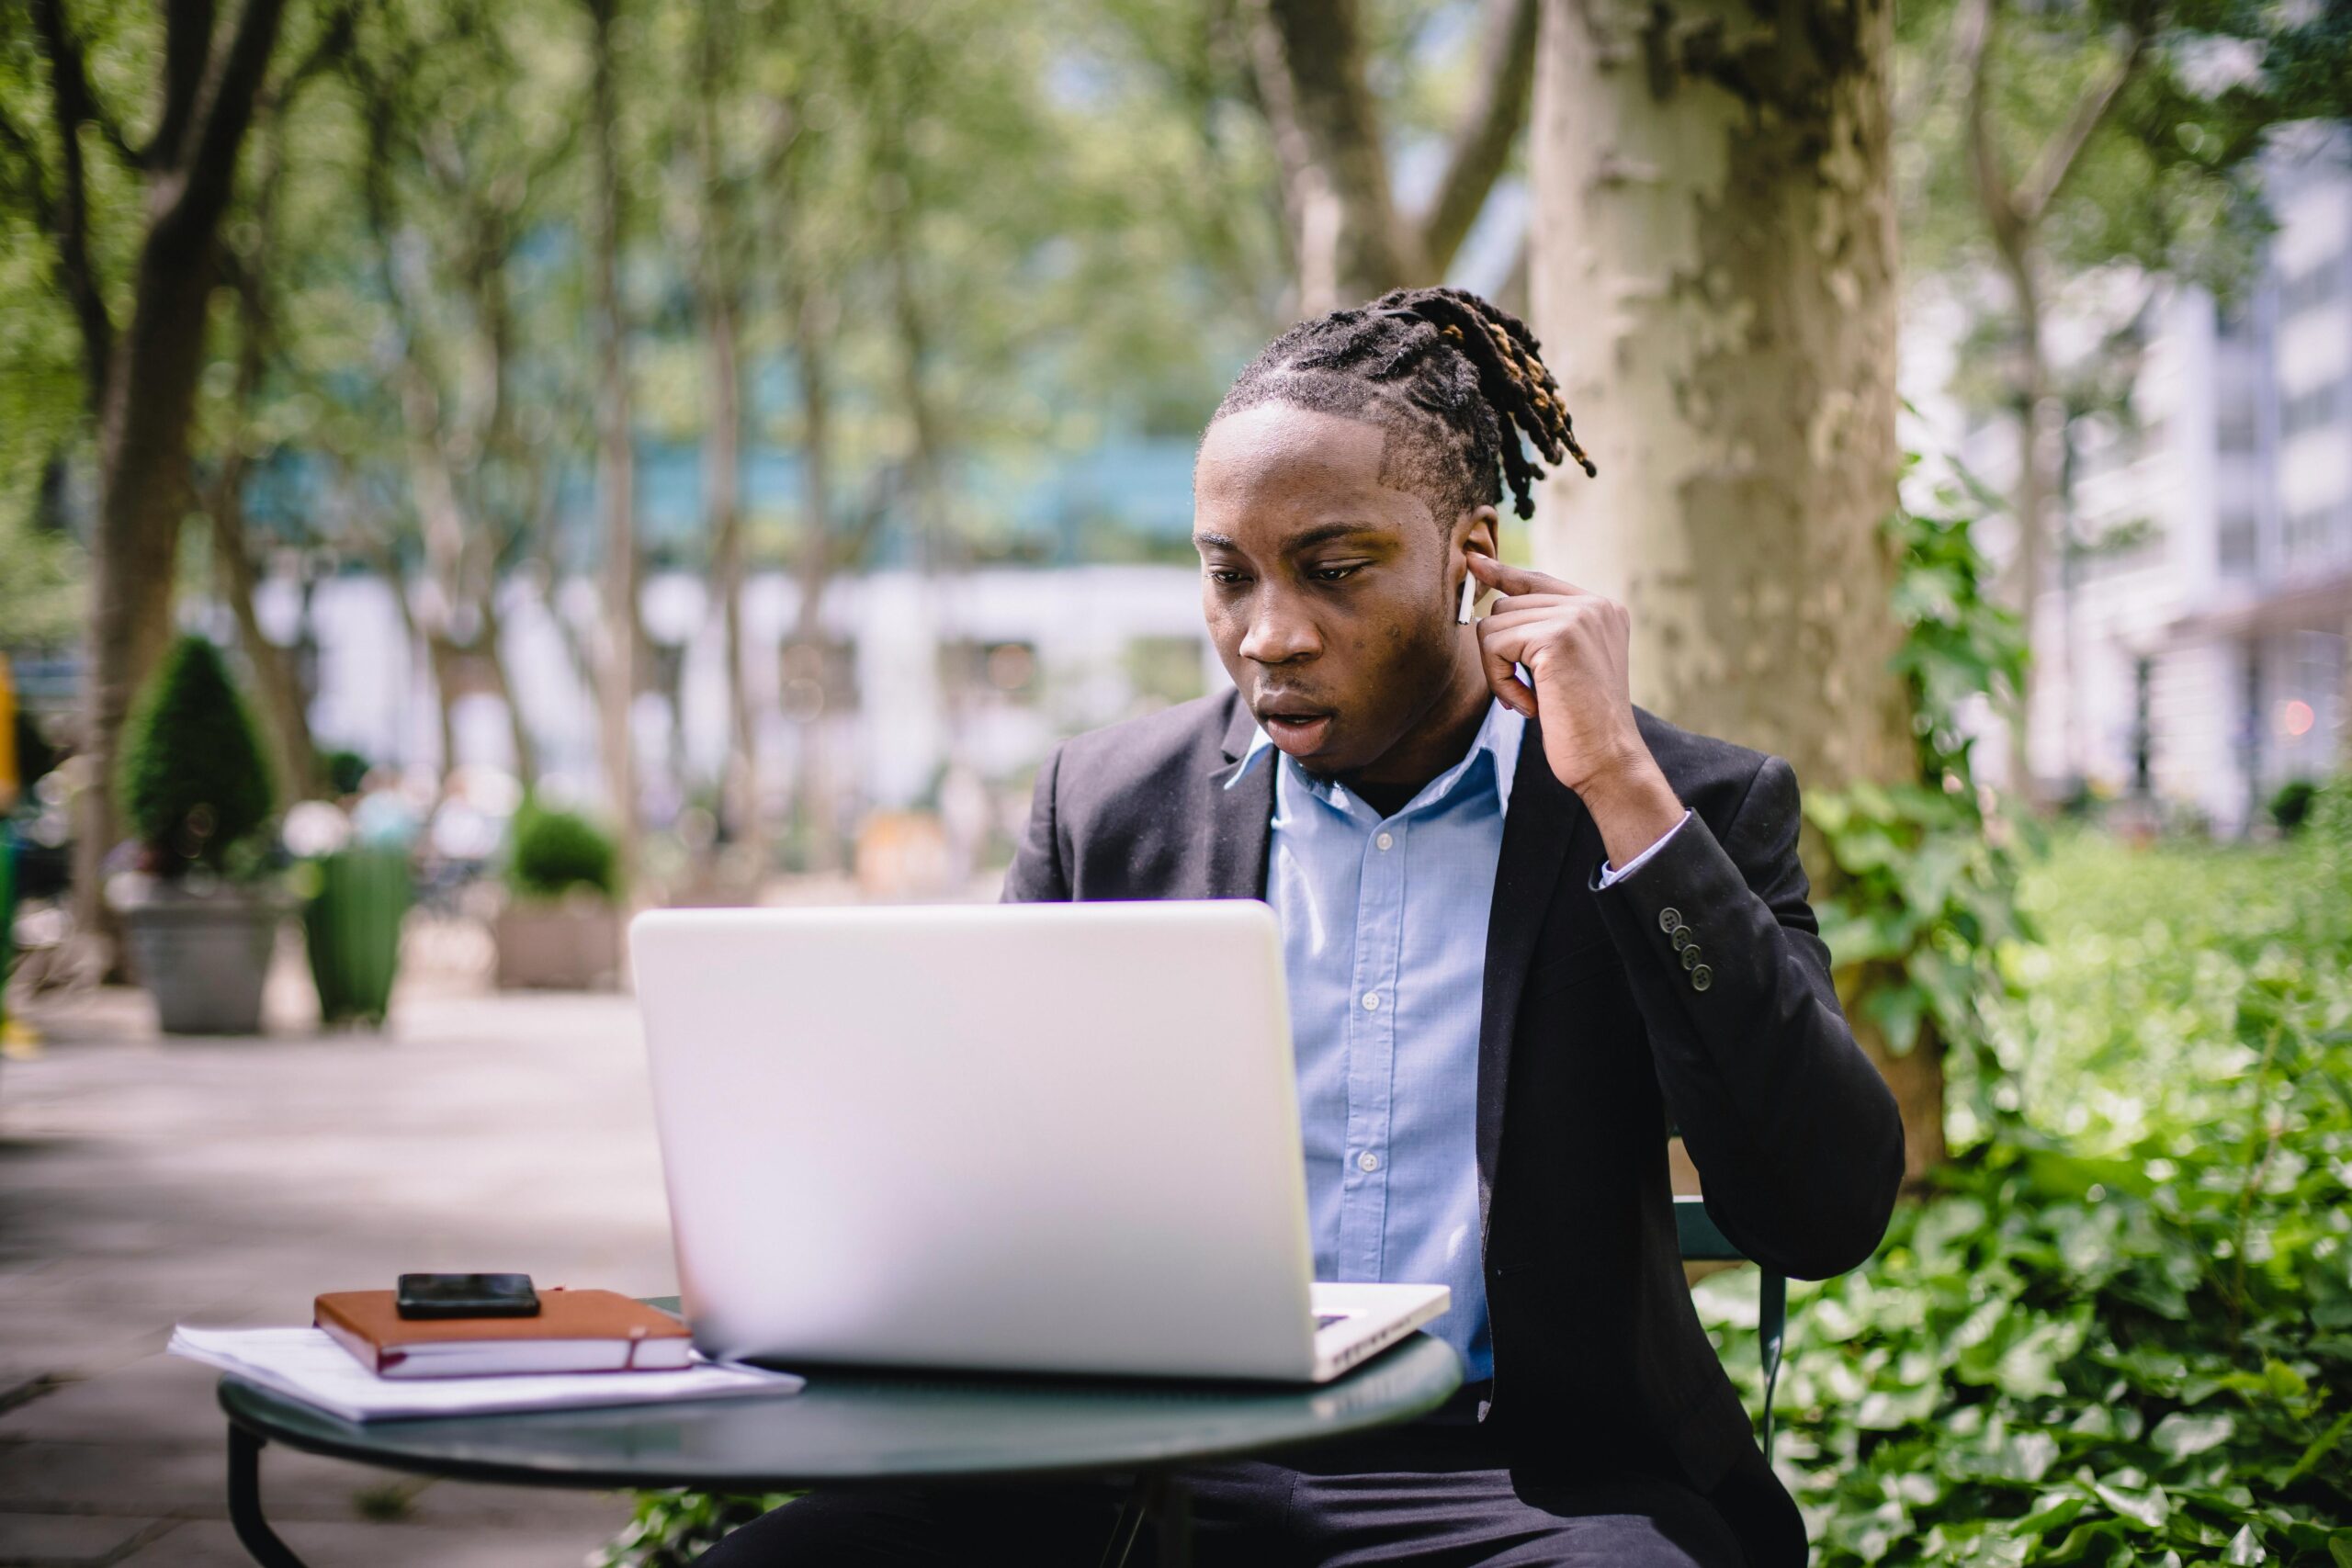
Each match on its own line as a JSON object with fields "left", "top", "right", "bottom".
{"left": 628, "top": 901, "right": 1449, "bottom": 1382}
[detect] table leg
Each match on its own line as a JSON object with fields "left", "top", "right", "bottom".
{"left": 227, "top": 1424, "right": 311, "bottom": 1568}
{"left": 1152, "top": 1472, "right": 1192, "bottom": 1568}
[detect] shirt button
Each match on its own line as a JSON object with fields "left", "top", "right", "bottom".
{"left": 1375, "top": 832, "right": 1395, "bottom": 852}
{"left": 1357, "top": 1151, "right": 1381, "bottom": 1173}
{"left": 1362, "top": 991, "right": 1381, "bottom": 1011}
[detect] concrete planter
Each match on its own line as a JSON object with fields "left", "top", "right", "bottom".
{"left": 114, "top": 878, "right": 288, "bottom": 1035}
{"left": 493, "top": 894, "right": 622, "bottom": 990}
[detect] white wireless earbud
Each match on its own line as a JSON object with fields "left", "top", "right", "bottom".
{"left": 1457, "top": 571, "right": 1478, "bottom": 625}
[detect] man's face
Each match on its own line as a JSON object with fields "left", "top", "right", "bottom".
{"left": 1193, "top": 401, "right": 1488, "bottom": 777}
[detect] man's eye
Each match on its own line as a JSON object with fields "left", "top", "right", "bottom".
{"left": 1206, "top": 568, "right": 1250, "bottom": 586}
{"left": 1309, "top": 563, "right": 1363, "bottom": 583}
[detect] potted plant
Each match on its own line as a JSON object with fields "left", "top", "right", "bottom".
{"left": 492, "top": 797, "right": 623, "bottom": 989}
{"left": 284, "top": 800, "right": 413, "bottom": 1029}
{"left": 110, "top": 636, "right": 286, "bottom": 1034}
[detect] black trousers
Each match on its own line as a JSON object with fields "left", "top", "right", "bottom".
{"left": 695, "top": 1418, "right": 1748, "bottom": 1568}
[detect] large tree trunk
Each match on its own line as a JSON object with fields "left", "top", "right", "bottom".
{"left": 1528, "top": 0, "right": 1936, "bottom": 1177}
{"left": 585, "top": 0, "right": 640, "bottom": 885}
{"left": 52, "top": 0, "right": 290, "bottom": 949}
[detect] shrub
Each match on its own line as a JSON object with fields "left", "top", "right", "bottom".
{"left": 324, "top": 748, "right": 371, "bottom": 797}
{"left": 117, "top": 636, "right": 277, "bottom": 876}
{"left": 1699, "top": 833, "right": 2352, "bottom": 1565}
{"left": 505, "top": 799, "right": 620, "bottom": 901}
{"left": 2267, "top": 779, "right": 2320, "bottom": 836}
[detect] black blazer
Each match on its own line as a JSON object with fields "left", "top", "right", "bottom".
{"left": 1003, "top": 688, "right": 1904, "bottom": 1567}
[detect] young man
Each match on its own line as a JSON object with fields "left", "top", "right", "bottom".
{"left": 704, "top": 287, "right": 1904, "bottom": 1567}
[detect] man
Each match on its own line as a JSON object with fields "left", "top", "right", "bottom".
{"left": 706, "top": 286, "right": 1902, "bottom": 1567}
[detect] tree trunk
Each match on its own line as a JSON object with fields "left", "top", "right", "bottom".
{"left": 586, "top": 0, "right": 639, "bottom": 885}
{"left": 2002, "top": 254, "right": 2053, "bottom": 803}
{"left": 56, "top": 0, "right": 290, "bottom": 950}
{"left": 212, "top": 490, "right": 322, "bottom": 800}
{"left": 789, "top": 283, "right": 841, "bottom": 874}
{"left": 695, "top": 0, "right": 760, "bottom": 879}
{"left": 1528, "top": 0, "right": 1936, "bottom": 1178}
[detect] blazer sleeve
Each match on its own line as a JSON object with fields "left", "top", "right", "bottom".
{"left": 1593, "top": 752, "right": 1905, "bottom": 1280}
{"left": 1001, "top": 741, "right": 1070, "bottom": 904}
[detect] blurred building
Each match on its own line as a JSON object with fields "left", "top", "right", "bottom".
{"left": 1978, "top": 126, "right": 2351, "bottom": 830}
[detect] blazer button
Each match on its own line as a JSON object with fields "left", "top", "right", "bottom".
{"left": 1657, "top": 907, "right": 1682, "bottom": 932}
{"left": 1670, "top": 926, "right": 1693, "bottom": 952}
{"left": 1690, "top": 964, "right": 1713, "bottom": 991}
{"left": 1681, "top": 944, "right": 1702, "bottom": 972}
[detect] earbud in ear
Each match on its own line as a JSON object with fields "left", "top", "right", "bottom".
{"left": 1457, "top": 570, "right": 1478, "bottom": 626}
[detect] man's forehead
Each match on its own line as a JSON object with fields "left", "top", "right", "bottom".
{"left": 1194, "top": 401, "right": 1390, "bottom": 481}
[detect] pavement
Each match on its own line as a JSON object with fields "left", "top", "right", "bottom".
{"left": 0, "top": 919, "right": 679, "bottom": 1567}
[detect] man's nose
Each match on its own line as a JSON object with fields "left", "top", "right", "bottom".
{"left": 1238, "top": 587, "right": 1319, "bottom": 666}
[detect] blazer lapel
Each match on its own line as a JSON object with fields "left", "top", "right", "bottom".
{"left": 1476, "top": 718, "right": 1601, "bottom": 1249}
{"left": 1203, "top": 694, "right": 1273, "bottom": 901}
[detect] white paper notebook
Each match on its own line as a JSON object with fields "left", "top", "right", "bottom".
{"left": 170, "top": 1325, "right": 802, "bottom": 1422}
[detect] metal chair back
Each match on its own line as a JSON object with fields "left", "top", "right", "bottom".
{"left": 1674, "top": 1193, "right": 1790, "bottom": 1464}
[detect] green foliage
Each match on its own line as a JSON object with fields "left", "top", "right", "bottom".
{"left": 1807, "top": 460, "right": 2034, "bottom": 1082}
{"left": 589, "top": 1489, "right": 797, "bottom": 1568}
{"left": 1700, "top": 828, "right": 2352, "bottom": 1565}
{"left": 504, "top": 798, "right": 620, "bottom": 902}
{"left": 323, "top": 749, "right": 371, "bottom": 798}
{"left": 117, "top": 636, "right": 278, "bottom": 877}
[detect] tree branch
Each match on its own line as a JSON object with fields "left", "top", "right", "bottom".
{"left": 147, "top": 0, "right": 219, "bottom": 168}
{"left": 1417, "top": 0, "right": 1537, "bottom": 277}
{"left": 2013, "top": 25, "right": 2149, "bottom": 229}
{"left": 154, "top": 0, "right": 288, "bottom": 253}
{"left": 28, "top": 0, "right": 117, "bottom": 411}
{"left": 1954, "top": 0, "right": 2025, "bottom": 264}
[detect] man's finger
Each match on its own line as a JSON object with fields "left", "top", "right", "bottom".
{"left": 1466, "top": 553, "right": 1584, "bottom": 598}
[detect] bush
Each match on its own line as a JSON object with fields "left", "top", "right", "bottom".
{"left": 117, "top": 636, "right": 277, "bottom": 876}
{"left": 2267, "top": 779, "right": 2320, "bottom": 836}
{"left": 1698, "top": 832, "right": 2352, "bottom": 1566}
{"left": 324, "top": 748, "right": 371, "bottom": 797}
{"left": 505, "top": 799, "right": 620, "bottom": 901}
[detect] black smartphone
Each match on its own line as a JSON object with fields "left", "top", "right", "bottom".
{"left": 394, "top": 1272, "right": 541, "bottom": 1319}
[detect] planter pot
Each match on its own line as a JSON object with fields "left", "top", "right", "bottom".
{"left": 302, "top": 848, "right": 413, "bottom": 1027}
{"left": 114, "top": 877, "right": 288, "bottom": 1035}
{"left": 493, "top": 895, "right": 621, "bottom": 990}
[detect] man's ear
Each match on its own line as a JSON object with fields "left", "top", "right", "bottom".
{"left": 1454, "top": 505, "right": 1502, "bottom": 622}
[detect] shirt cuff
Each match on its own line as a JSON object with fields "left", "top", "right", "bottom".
{"left": 1592, "top": 808, "right": 1693, "bottom": 890}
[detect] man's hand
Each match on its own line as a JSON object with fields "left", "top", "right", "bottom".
{"left": 1465, "top": 554, "right": 1686, "bottom": 869}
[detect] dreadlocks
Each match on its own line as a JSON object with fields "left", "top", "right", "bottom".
{"left": 1209, "top": 285, "right": 1595, "bottom": 526}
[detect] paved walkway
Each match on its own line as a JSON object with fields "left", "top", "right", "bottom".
{"left": 0, "top": 931, "right": 676, "bottom": 1567}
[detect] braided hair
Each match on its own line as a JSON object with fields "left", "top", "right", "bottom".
{"left": 1209, "top": 285, "right": 1595, "bottom": 526}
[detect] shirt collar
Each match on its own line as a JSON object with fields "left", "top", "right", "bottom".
{"left": 1226, "top": 696, "right": 1524, "bottom": 816}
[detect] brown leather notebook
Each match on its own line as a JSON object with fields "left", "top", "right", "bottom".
{"left": 315, "top": 1288, "right": 693, "bottom": 1379}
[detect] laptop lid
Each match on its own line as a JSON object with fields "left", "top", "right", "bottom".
{"left": 629, "top": 901, "right": 1322, "bottom": 1380}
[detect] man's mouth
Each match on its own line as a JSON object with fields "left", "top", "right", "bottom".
{"left": 1258, "top": 701, "right": 1334, "bottom": 751}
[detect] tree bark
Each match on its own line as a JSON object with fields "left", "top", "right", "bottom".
{"left": 1528, "top": 0, "right": 1930, "bottom": 1175}
{"left": 585, "top": 0, "right": 640, "bottom": 883}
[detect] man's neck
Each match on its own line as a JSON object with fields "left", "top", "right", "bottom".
{"left": 1333, "top": 660, "right": 1495, "bottom": 818}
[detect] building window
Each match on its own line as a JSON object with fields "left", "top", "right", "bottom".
{"left": 2217, "top": 513, "right": 2259, "bottom": 576}
{"left": 2282, "top": 381, "right": 2344, "bottom": 439}
{"left": 2280, "top": 256, "right": 2344, "bottom": 319}
{"left": 2216, "top": 406, "right": 2258, "bottom": 454}
{"left": 779, "top": 637, "right": 858, "bottom": 720}
{"left": 2283, "top": 502, "right": 2348, "bottom": 563}
{"left": 938, "top": 639, "right": 1040, "bottom": 700}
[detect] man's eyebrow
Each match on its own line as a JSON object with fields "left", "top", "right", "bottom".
{"left": 1190, "top": 523, "right": 1389, "bottom": 553}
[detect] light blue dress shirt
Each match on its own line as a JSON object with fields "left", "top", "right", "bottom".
{"left": 1227, "top": 700, "right": 1687, "bottom": 1381}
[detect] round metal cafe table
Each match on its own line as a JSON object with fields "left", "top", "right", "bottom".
{"left": 215, "top": 1300, "right": 1463, "bottom": 1568}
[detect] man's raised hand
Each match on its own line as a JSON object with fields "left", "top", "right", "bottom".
{"left": 1464, "top": 554, "right": 1686, "bottom": 865}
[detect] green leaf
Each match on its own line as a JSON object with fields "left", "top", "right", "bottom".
{"left": 2225, "top": 1524, "right": 2267, "bottom": 1564}
{"left": 2150, "top": 1411, "right": 2235, "bottom": 1460}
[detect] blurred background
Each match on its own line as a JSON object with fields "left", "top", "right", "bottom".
{"left": 1, "top": 0, "right": 2348, "bottom": 1563}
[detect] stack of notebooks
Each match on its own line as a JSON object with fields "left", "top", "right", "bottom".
{"left": 170, "top": 1288, "right": 801, "bottom": 1422}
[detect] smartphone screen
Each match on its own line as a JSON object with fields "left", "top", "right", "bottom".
{"left": 395, "top": 1272, "right": 540, "bottom": 1319}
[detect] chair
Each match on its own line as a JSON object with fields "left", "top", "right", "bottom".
{"left": 1675, "top": 1193, "right": 1791, "bottom": 1464}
